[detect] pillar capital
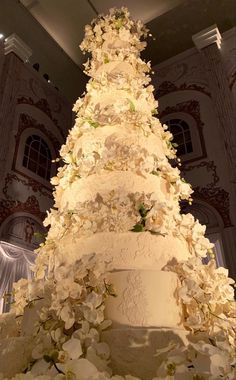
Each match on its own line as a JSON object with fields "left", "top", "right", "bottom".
{"left": 4, "top": 33, "right": 32, "bottom": 62}
{"left": 192, "top": 24, "right": 222, "bottom": 50}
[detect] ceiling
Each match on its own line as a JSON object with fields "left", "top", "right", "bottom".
{"left": 19, "top": 0, "right": 184, "bottom": 68}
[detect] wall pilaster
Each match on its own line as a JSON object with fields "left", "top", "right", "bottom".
{"left": 193, "top": 25, "right": 236, "bottom": 182}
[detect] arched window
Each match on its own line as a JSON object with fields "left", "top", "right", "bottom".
{"left": 166, "top": 119, "right": 193, "bottom": 156}
{"left": 181, "top": 201, "right": 226, "bottom": 269}
{"left": 22, "top": 135, "right": 52, "bottom": 180}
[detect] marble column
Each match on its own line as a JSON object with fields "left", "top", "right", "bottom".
{"left": 193, "top": 25, "right": 236, "bottom": 182}
{"left": 193, "top": 26, "right": 236, "bottom": 273}
{"left": 4, "top": 33, "right": 32, "bottom": 63}
{"left": 0, "top": 35, "right": 32, "bottom": 187}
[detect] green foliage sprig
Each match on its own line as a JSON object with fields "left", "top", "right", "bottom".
{"left": 131, "top": 203, "right": 152, "bottom": 232}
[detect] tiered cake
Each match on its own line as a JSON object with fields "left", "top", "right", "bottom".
{"left": 0, "top": 8, "right": 235, "bottom": 380}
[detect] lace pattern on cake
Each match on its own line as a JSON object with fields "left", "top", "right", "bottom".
{"left": 117, "top": 271, "right": 149, "bottom": 326}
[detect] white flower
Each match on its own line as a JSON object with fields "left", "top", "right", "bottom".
{"left": 55, "top": 278, "right": 82, "bottom": 300}
{"left": 59, "top": 304, "right": 75, "bottom": 330}
{"left": 82, "top": 306, "right": 104, "bottom": 325}
{"left": 119, "top": 28, "right": 131, "bottom": 41}
{"left": 50, "top": 328, "right": 62, "bottom": 343}
{"left": 60, "top": 358, "right": 104, "bottom": 380}
{"left": 62, "top": 337, "right": 83, "bottom": 359}
{"left": 85, "top": 292, "right": 103, "bottom": 309}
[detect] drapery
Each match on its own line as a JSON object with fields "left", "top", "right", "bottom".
{"left": 0, "top": 241, "right": 36, "bottom": 313}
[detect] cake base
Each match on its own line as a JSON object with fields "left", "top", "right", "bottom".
{"left": 101, "top": 328, "right": 189, "bottom": 379}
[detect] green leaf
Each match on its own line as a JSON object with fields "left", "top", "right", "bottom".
{"left": 89, "top": 120, "right": 99, "bottom": 128}
{"left": 138, "top": 204, "right": 147, "bottom": 218}
{"left": 151, "top": 170, "right": 160, "bottom": 176}
{"left": 115, "top": 19, "right": 124, "bottom": 29}
{"left": 172, "top": 142, "right": 178, "bottom": 148}
{"left": 131, "top": 223, "right": 144, "bottom": 232}
{"left": 104, "top": 54, "right": 109, "bottom": 64}
{"left": 127, "top": 99, "right": 135, "bottom": 112}
{"left": 43, "top": 355, "right": 52, "bottom": 363}
{"left": 51, "top": 351, "right": 59, "bottom": 361}
{"left": 151, "top": 108, "right": 157, "bottom": 115}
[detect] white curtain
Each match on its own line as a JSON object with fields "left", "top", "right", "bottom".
{"left": 0, "top": 241, "right": 36, "bottom": 313}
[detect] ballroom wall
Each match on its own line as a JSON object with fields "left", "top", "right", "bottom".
{"left": 0, "top": 38, "right": 72, "bottom": 250}
{"left": 153, "top": 26, "right": 236, "bottom": 278}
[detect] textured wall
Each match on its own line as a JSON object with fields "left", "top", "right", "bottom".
{"left": 153, "top": 27, "right": 236, "bottom": 278}
{"left": 0, "top": 50, "right": 72, "bottom": 250}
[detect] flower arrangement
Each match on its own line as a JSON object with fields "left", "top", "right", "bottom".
{"left": 1, "top": 253, "right": 235, "bottom": 380}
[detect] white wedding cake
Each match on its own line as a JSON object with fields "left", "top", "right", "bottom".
{"left": 0, "top": 8, "right": 235, "bottom": 380}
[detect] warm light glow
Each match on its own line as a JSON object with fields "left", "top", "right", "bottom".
{"left": 0, "top": 33, "right": 4, "bottom": 39}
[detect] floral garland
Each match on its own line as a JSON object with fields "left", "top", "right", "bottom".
{"left": 80, "top": 7, "right": 148, "bottom": 54}
{"left": 158, "top": 257, "right": 236, "bottom": 379}
{"left": 1, "top": 254, "right": 115, "bottom": 379}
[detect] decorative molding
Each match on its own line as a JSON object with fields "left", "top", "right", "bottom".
{"left": 17, "top": 96, "right": 66, "bottom": 139}
{"left": 12, "top": 113, "right": 59, "bottom": 191}
{"left": 181, "top": 159, "right": 231, "bottom": 227}
{"left": 156, "top": 81, "right": 211, "bottom": 98}
{"left": 0, "top": 195, "right": 45, "bottom": 224}
{"left": 4, "top": 34, "right": 32, "bottom": 62}
{"left": 192, "top": 25, "right": 222, "bottom": 50}
{"left": 193, "top": 186, "right": 232, "bottom": 227}
{"left": 182, "top": 160, "right": 220, "bottom": 187}
{"left": 14, "top": 112, "right": 60, "bottom": 154}
{"left": 3, "top": 173, "right": 53, "bottom": 200}
{"left": 159, "top": 100, "right": 207, "bottom": 163}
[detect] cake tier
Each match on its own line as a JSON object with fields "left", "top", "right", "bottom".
{"left": 104, "top": 270, "right": 183, "bottom": 328}
{"left": 101, "top": 327, "right": 189, "bottom": 380}
{"left": 102, "top": 36, "right": 132, "bottom": 52}
{"left": 94, "top": 61, "right": 136, "bottom": 80}
{"left": 85, "top": 87, "right": 156, "bottom": 116}
{"left": 54, "top": 231, "right": 191, "bottom": 270}
{"left": 52, "top": 172, "right": 178, "bottom": 237}
{"left": 72, "top": 125, "right": 166, "bottom": 176}
{"left": 56, "top": 171, "right": 172, "bottom": 210}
